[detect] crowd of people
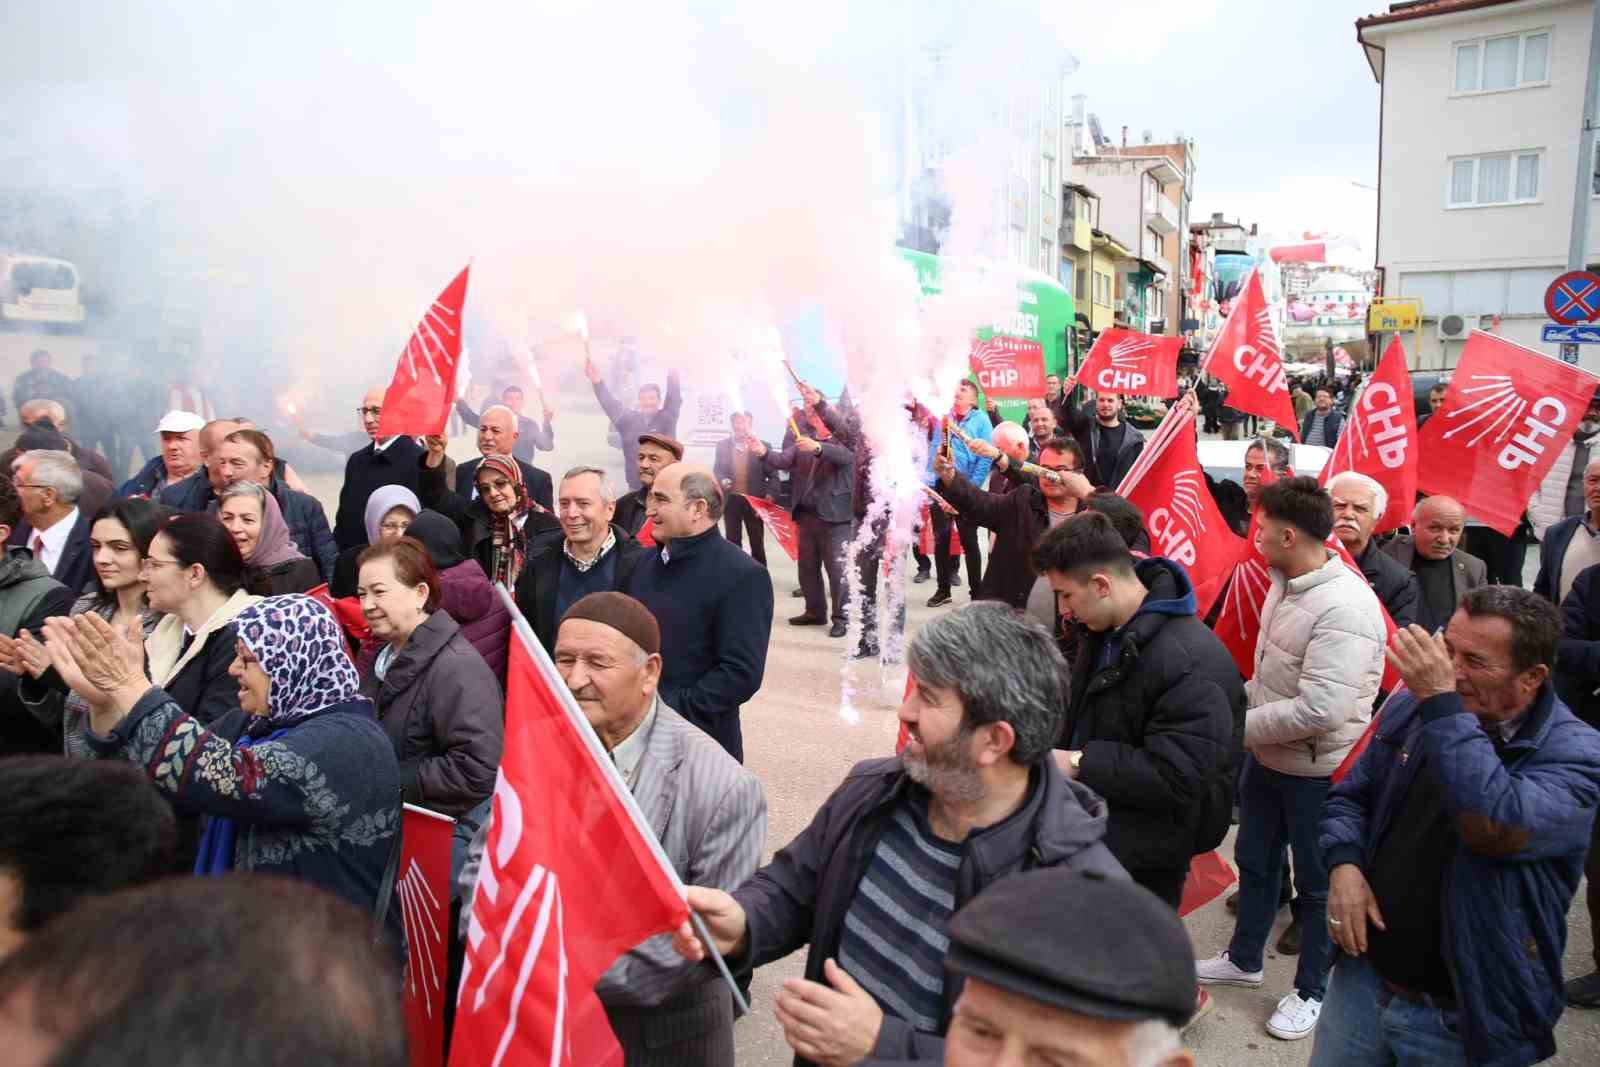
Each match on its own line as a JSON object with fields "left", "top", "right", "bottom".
{"left": 0, "top": 345, "right": 1597, "bottom": 1067}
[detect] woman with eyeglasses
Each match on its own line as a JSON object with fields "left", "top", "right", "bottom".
{"left": 4, "top": 497, "right": 168, "bottom": 756}
{"left": 417, "top": 435, "right": 559, "bottom": 589}
{"left": 217, "top": 481, "right": 321, "bottom": 597}
{"left": 329, "top": 485, "right": 420, "bottom": 599}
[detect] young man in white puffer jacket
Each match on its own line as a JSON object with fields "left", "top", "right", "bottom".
{"left": 1197, "top": 475, "right": 1385, "bottom": 1043}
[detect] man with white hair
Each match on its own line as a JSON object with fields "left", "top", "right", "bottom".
{"left": 1328, "top": 471, "right": 1418, "bottom": 629}
{"left": 452, "top": 404, "right": 552, "bottom": 510}
{"left": 119, "top": 410, "right": 204, "bottom": 497}
{"left": 985, "top": 421, "right": 1032, "bottom": 493}
{"left": 17, "top": 399, "right": 114, "bottom": 484}
{"left": 12, "top": 450, "right": 92, "bottom": 594}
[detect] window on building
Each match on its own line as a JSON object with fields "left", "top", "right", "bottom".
{"left": 1093, "top": 271, "right": 1112, "bottom": 306}
{"left": 1149, "top": 287, "right": 1166, "bottom": 322}
{"left": 1453, "top": 30, "right": 1550, "bottom": 93}
{"left": 1077, "top": 267, "right": 1089, "bottom": 301}
{"left": 1448, "top": 150, "right": 1542, "bottom": 207}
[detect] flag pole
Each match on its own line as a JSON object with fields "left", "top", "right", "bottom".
{"left": 492, "top": 585, "right": 751, "bottom": 1016}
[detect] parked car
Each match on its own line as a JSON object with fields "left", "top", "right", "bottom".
{"left": 0, "top": 253, "right": 86, "bottom": 329}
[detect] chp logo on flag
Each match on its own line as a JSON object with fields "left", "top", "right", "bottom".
{"left": 1317, "top": 336, "right": 1417, "bottom": 534}
{"left": 1075, "top": 327, "right": 1182, "bottom": 399}
{"left": 378, "top": 264, "right": 471, "bottom": 438}
{"left": 1147, "top": 471, "right": 1209, "bottom": 567}
{"left": 1438, "top": 374, "right": 1568, "bottom": 469}
{"left": 1234, "top": 304, "right": 1288, "bottom": 395}
{"left": 1201, "top": 269, "right": 1299, "bottom": 437}
{"left": 968, "top": 335, "right": 1045, "bottom": 399}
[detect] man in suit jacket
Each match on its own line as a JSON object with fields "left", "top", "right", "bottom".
{"left": 13, "top": 449, "right": 93, "bottom": 595}
{"left": 455, "top": 385, "right": 553, "bottom": 465}
{"left": 452, "top": 405, "right": 554, "bottom": 511}
{"left": 713, "top": 411, "right": 776, "bottom": 567}
{"left": 461, "top": 592, "right": 764, "bottom": 1067}
{"left": 334, "top": 389, "right": 427, "bottom": 551}
{"left": 1383, "top": 494, "right": 1489, "bottom": 634}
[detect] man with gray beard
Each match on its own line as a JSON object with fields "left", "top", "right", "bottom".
{"left": 673, "top": 602, "right": 1126, "bottom": 1067}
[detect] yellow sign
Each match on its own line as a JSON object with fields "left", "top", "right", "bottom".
{"left": 1368, "top": 298, "right": 1421, "bottom": 333}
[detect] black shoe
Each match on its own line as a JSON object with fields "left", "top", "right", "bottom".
{"left": 828, "top": 622, "right": 848, "bottom": 638}
{"left": 1225, "top": 890, "right": 1238, "bottom": 914}
{"left": 851, "top": 642, "right": 880, "bottom": 660}
{"left": 926, "top": 589, "right": 952, "bottom": 607}
{"left": 790, "top": 588, "right": 805, "bottom": 597}
{"left": 912, "top": 570, "right": 931, "bottom": 584}
{"left": 1275, "top": 917, "right": 1303, "bottom": 956}
{"left": 788, "top": 614, "right": 826, "bottom": 626}
{"left": 1567, "top": 971, "right": 1600, "bottom": 1007}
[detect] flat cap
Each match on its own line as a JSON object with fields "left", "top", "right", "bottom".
{"left": 156, "top": 410, "right": 206, "bottom": 434}
{"left": 637, "top": 432, "right": 684, "bottom": 461}
{"left": 559, "top": 592, "right": 661, "bottom": 657}
{"left": 945, "top": 867, "right": 1196, "bottom": 1029}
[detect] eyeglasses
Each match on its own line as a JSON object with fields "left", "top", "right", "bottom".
{"left": 378, "top": 521, "right": 411, "bottom": 535}
{"left": 356, "top": 406, "right": 383, "bottom": 417}
{"left": 140, "top": 557, "right": 184, "bottom": 572}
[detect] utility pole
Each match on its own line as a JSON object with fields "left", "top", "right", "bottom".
{"left": 1569, "top": 0, "right": 1600, "bottom": 274}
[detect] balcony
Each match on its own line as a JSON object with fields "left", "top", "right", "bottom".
{"left": 1145, "top": 191, "right": 1179, "bottom": 234}
{"left": 1062, "top": 214, "right": 1093, "bottom": 252}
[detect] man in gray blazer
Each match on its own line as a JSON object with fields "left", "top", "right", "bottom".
{"left": 1383, "top": 495, "right": 1489, "bottom": 634}
{"left": 459, "top": 592, "right": 765, "bottom": 1067}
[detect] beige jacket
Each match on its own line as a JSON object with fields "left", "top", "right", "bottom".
{"left": 146, "top": 588, "right": 260, "bottom": 686}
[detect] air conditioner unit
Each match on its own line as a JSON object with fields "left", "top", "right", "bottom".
{"left": 1437, "top": 313, "right": 1473, "bottom": 342}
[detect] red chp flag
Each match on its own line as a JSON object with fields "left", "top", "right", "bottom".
{"left": 378, "top": 265, "right": 471, "bottom": 438}
{"left": 452, "top": 607, "right": 687, "bottom": 1067}
{"left": 742, "top": 495, "right": 801, "bottom": 562}
{"left": 1317, "top": 336, "right": 1417, "bottom": 534}
{"left": 970, "top": 335, "right": 1045, "bottom": 399}
{"left": 1201, "top": 270, "right": 1299, "bottom": 439}
{"left": 1115, "top": 408, "right": 1243, "bottom": 616}
{"left": 399, "top": 804, "right": 456, "bottom": 1067}
{"left": 1417, "top": 331, "right": 1600, "bottom": 536}
{"left": 636, "top": 518, "right": 656, "bottom": 548}
{"left": 1075, "top": 327, "right": 1183, "bottom": 400}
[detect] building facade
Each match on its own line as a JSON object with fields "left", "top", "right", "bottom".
{"left": 1358, "top": 0, "right": 1600, "bottom": 370}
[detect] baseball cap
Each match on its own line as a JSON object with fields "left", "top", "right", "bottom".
{"left": 156, "top": 410, "right": 205, "bottom": 435}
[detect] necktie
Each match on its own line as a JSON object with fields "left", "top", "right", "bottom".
{"left": 29, "top": 534, "right": 44, "bottom": 567}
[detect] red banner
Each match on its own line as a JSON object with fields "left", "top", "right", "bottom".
{"left": 1201, "top": 270, "right": 1299, "bottom": 438}
{"left": 1268, "top": 242, "right": 1326, "bottom": 264}
{"left": 742, "top": 495, "right": 800, "bottom": 562}
{"left": 451, "top": 609, "right": 687, "bottom": 1067}
{"left": 1116, "top": 409, "right": 1244, "bottom": 616}
{"left": 1416, "top": 331, "right": 1600, "bottom": 536}
{"left": 400, "top": 804, "right": 456, "bottom": 1067}
{"left": 1075, "top": 328, "right": 1183, "bottom": 399}
{"left": 1179, "top": 850, "right": 1238, "bottom": 917}
{"left": 1211, "top": 542, "right": 1271, "bottom": 678}
{"left": 970, "top": 335, "right": 1045, "bottom": 399}
{"left": 378, "top": 265, "right": 471, "bottom": 438}
{"left": 1317, "top": 336, "right": 1417, "bottom": 534}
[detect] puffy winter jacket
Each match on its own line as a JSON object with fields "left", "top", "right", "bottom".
{"left": 1321, "top": 685, "right": 1600, "bottom": 1067}
{"left": 436, "top": 560, "right": 511, "bottom": 682}
{"left": 1244, "top": 552, "right": 1385, "bottom": 777}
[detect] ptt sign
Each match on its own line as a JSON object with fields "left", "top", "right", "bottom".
{"left": 1498, "top": 397, "right": 1567, "bottom": 470}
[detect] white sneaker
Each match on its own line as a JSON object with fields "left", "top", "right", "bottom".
{"left": 1266, "top": 990, "right": 1322, "bottom": 1040}
{"left": 1195, "top": 952, "right": 1264, "bottom": 987}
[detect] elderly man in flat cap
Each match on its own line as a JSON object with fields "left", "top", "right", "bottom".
{"left": 613, "top": 432, "right": 683, "bottom": 538}
{"left": 943, "top": 867, "right": 1197, "bottom": 1067}
{"left": 460, "top": 592, "right": 765, "bottom": 1067}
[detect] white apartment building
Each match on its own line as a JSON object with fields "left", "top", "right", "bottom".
{"left": 1358, "top": 0, "right": 1600, "bottom": 370}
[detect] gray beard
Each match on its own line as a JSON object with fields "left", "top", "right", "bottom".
{"left": 902, "top": 730, "right": 987, "bottom": 807}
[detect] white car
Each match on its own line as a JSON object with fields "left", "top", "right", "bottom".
{"left": 1197, "top": 439, "right": 1333, "bottom": 488}
{"left": 0, "top": 253, "right": 86, "bottom": 328}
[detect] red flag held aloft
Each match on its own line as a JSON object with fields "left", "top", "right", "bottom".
{"left": 1416, "top": 331, "right": 1600, "bottom": 536}
{"left": 451, "top": 604, "right": 687, "bottom": 1067}
{"left": 378, "top": 265, "right": 471, "bottom": 439}
{"left": 1201, "top": 270, "right": 1299, "bottom": 439}
{"left": 1116, "top": 408, "right": 1244, "bottom": 617}
{"left": 399, "top": 804, "right": 456, "bottom": 1067}
{"left": 1318, "top": 336, "right": 1418, "bottom": 534}
{"left": 742, "top": 495, "right": 801, "bottom": 562}
{"left": 1074, "top": 327, "right": 1184, "bottom": 400}
{"left": 970, "top": 335, "right": 1046, "bottom": 399}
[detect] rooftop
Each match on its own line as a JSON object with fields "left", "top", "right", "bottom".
{"left": 1355, "top": 0, "right": 1523, "bottom": 79}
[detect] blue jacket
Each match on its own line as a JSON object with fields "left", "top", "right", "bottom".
{"left": 923, "top": 406, "right": 993, "bottom": 489}
{"left": 1534, "top": 514, "right": 1586, "bottom": 603}
{"left": 1320, "top": 685, "right": 1600, "bottom": 1067}
{"left": 159, "top": 471, "right": 339, "bottom": 585}
{"left": 118, "top": 455, "right": 169, "bottom": 498}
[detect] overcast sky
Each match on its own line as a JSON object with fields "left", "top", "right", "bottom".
{"left": 1064, "top": 0, "right": 1383, "bottom": 259}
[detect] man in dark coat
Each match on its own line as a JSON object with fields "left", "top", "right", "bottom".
{"left": 1328, "top": 471, "right": 1418, "bottom": 629}
{"left": 714, "top": 411, "right": 777, "bottom": 566}
{"left": 455, "top": 386, "right": 553, "bottom": 465}
{"left": 1298, "top": 387, "right": 1345, "bottom": 447}
{"left": 1382, "top": 495, "right": 1489, "bottom": 634}
{"left": 755, "top": 390, "right": 854, "bottom": 637}
{"left": 514, "top": 468, "right": 647, "bottom": 652}
{"left": 585, "top": 360, "right": 683, "bottom": 490}
{"left": 613, "top": 434, "right": 682, "bottom": 538}
{"left": 12, "top": 450, "right": 94, "bottom": 597}
{"left": 1554, "top": 559, "right": 1600, "bottom": 1008}
{"left": 451, "top": 405, "right": 553, "bottom": 511}
{"left": 1051, "top": 382, "right": 1145, "bottom": 489}
{"left": 932, "top": 436, "right": 1088, "bottom": 609}
{"left": 333, "top": 389, "right": 427, "bottom": 552}
{"left": 1033, "top": 512, "right": 1244, "bottom": 909}
{"left": 669, "top": 603, "right": 1127, "bottom": 1066}
{"left": 627, "top": 464, "right": 772, "bottom": 762}
{"left": 0, "top": 475, "right": 75, "bottom": 755}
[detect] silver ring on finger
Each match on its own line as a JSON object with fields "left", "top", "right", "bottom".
{"left": 1327, "top": 917, "right": 1343, "bottom": 928}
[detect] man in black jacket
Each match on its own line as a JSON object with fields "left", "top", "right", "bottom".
{"left": 451, "top": 406, "right": 554, "bottom": 511}
{"left": 333, "top": 389, "right": 426, "bottom": 551}
{"left": 513, "top": 467, "right": 647, "bottom": 652}
{"left": 613, "top": 433, "right": 683, "bottom": 538}
{"left": 933, "top": 436, "right": 1089, "bottom": 609}
{"left": 755, "top": 387, "right": 854, "bottom": 637}
{"left": 1298, "top": 387, "right": 1345, "bottom": 447}
{"left": 455, "top": 385, "right": 553, "bottom": 465}
{"left": 1554, "top": 559, "right": 1600, "bottom": 1006}
{"left": 1052, "top": 380, "right": 1145, "bottom": 489}
{"left": 1034, "top": 511, "right": 1245, "bottom": 909}
{"left": 0, "top": 476, "right": 75, "bottom": 755}
{"left": 12, "top": 450, "right": 93, "bottom": 598}
{"left": 1328, "top": 471, "right": 1418, "bottom": 628}
{"left": 714, "top": 411, "right": 776, "bottom": 566}
{"left": 671, "top": 603, "right": 1125, "bottom": 1067}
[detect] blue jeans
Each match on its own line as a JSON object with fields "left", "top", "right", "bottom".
{"left": 1309, "top": 956, "right": 1468, "bottom": 1066}
{"left": 1227, "top": 754, "right": 1334, "bottom": 999}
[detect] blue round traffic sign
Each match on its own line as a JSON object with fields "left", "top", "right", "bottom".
{"left": 1547, "top": 271, "right": 1600, "bottom": 325}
